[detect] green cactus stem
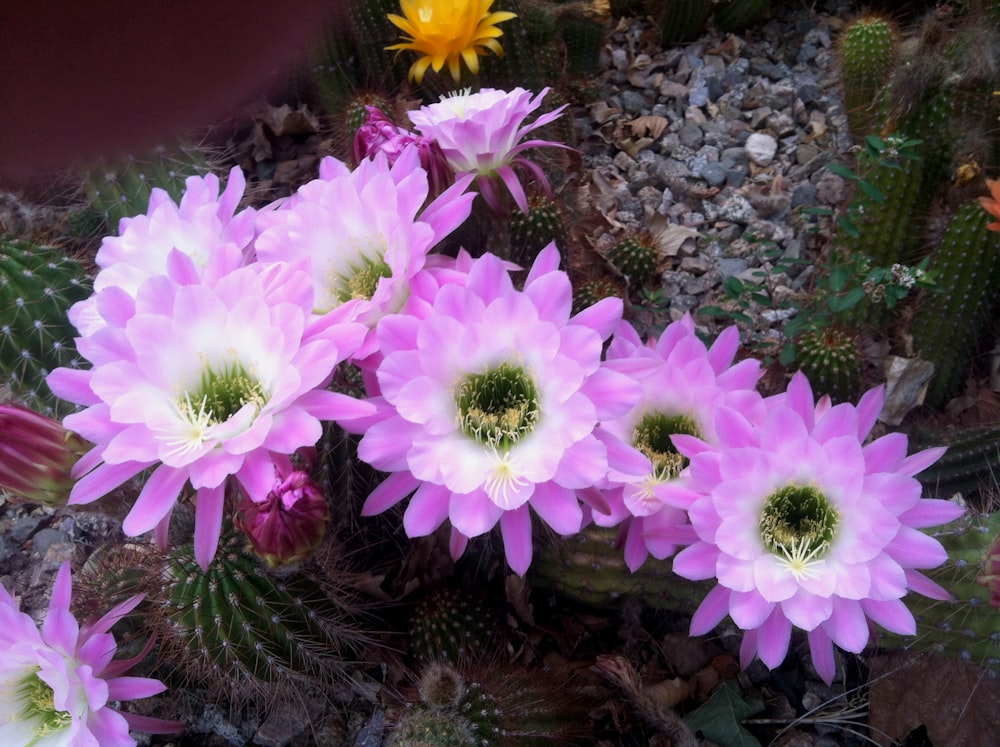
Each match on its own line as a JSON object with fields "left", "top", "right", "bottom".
{"left": 607, "top": 233, "right": 661, "bottom": 285}
{"left": 910, "top": 199, "right": 1000, "bottom": 407}
{"left": 508, "top": 192, "right": 566, "bottom": 271}
{"left": 839, "top": 14, "right": 899, "bottom": 143}
{"left": 0, "top": 239, "right": 92, "bottom": 417}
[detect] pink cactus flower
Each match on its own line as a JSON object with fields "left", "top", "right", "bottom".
{"left": 350, "top": 244, "right": 640, "bottom": 574}
{"left": 407, "top": 87, "right": 571, "bottom": 213}
{"left": 70, "top": 167, "right": 254, "bottom": 337}
{"left": 47, "top": 261, "right": 373, "bottom": 569}
{"left": 236, "top": 469, "right": 330, "bottom": 566}
{"left": 254, "top": 148, "right": 474, "bottom": 354}
{"left": 668, "top": 372, "right": 966, "bottom": 684}
{"left": 0, "top": 563, "right": 183, "bottom": 746}
{"left": 594, "top": 315, "right": 764, "bottom": 571}
{"left": 0, "top": 403, "right": 88, "bottom": 507}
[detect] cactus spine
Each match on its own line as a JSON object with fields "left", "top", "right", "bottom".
{"left": 0, "top": 239, "right": 91, "bottom": 416}
{"left": 607, "top": 233, "right": 661, "bottom": 285}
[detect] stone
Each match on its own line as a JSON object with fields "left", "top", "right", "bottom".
{"left": 745, "top": 132, "right": 778, "bottom": 166}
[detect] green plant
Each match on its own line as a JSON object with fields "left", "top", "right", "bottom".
{"left": 793, "top": 326, "right": 863, "bottom": 404}
{"left": 572, "top": 277, "right": 622, "bottom": 316}
{"left": 508, "top": 192, "right": 566, "bottom": 270}
{"left": 910, "top": 199, "right": 1000, "bottom": 407}
{"left": 838, "top": 13, "right": 899, "bottom": 143}
{"left": 77, "top": 143, "right": 214, "bottom": 236}
{"left": 410, "top": 587, "right": 493, "bottom": 664}
{"left": 607, "top": 232, "right": 661, "bottom": 285}
{"left": 0, "top": 239, "right": 92, "bottom": 416}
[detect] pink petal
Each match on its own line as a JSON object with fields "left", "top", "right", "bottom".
{"left": 807, "top": 626, "right": 837, "bottom": 685}
{"left": 860, "top": 597, "right": 916, "bottom": 635}
{"left": 449, "top": 489, "right": 503, "bottom": 537}
{"left": 121, "top": 465, "right": 188, "bottom": 536}
{"left": 106, "top": 676, "right": 167, "bottom": 701}
{"left": 899, "top": 446, "right": 947, "bottom": 477}
{"left": 673, "top": 542, "right": 719, "bottom": 581}
{"left": 781, "top": 589, "right": 832, "bottom": 630}
{"left": 824, "top": 597, "right": 869, "bottom": 653}
{"left": 501, "top": 505, "right": 534, "bottom": 574}
{"left": 690, "top": 584, "right": 732, "bottom": 635}
{"left": 898, "top": 499, "right": 965, "bottom": 528}
{"left": 904, "top": 568, "right": 952, "bottom": 601}
{"left": 729, "top": 590, "right": 775, "bottom": 629}
{"left": 194, "top": 483, "right": 226, "bottom": 570}
{"left": 756, "top": 607, "right": 793, "bottom": 669}
{"left": 886, "top": 526, "right": 949, "bottom": 568}
{"left": 403, "top": 482, "right": 451, "bottom": 536}
{"left": 362, "top": 471, "right": 421, "bottom": 515}
{"left": 529, "top": 482, "right": 583, "bottom": 535}
{"left": 42, "top": 563, "right": 78, "bottom": 654}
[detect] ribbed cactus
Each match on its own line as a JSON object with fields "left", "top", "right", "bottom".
{"left": 0, "top": 239, "right": 91, "bottom": 417}
{"left": 388, "top": 706, "right": 479, "bottom": 747}
{"left": 910, "top": 199, "right": 1000, "bottom": 407}
{"left": 838, "top": 14, "right": 899, "bottom": 143}
{"left": 793, "top": 326, "right": 862, "bottom": 404}
{"left": 571, "top": 277, "right": 623, "bottom": 316}
{"left": 554, "top": 2, "right": 607, "bottom": 79}
{"left": 650, "top": 0, "right": 712, "bottom": 45}
{"left": 410, "top": 587, "right": 493, "bottom": 664}
{"left": 82, "top": 527, "right": 366, "bottom": 705}
{"left": 508, "top": 192, "right": 566, "bottom": 271}
{"left": 530, "top": 525, "right": 713, "bottom": 611}
{"left": 872, "top": 511, "right": 1000, "bottom": 675}
{"left": 714, "top": 0, "right": 770, "bottom": 34}
{"left": 916, "top": 424, "right": 1000, "bottom": 502}
{"left": 78, "top": 144, "right": 213, "bottom": 235}
{"left": 607, "top": 233, "right": 661, "bottom": 284}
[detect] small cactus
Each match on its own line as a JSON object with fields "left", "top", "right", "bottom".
{"left": 388, "top": 705, "right": 479, "bottom": 747}
{"left": 571, "top": 276, "right": 622, "bottom": 316}
{"left": 650, "top": 0, "right": 712, "bottom": 45}
{"left": 508, "top": 192, "right": 566, "bottom": 271}
{"left": 0, "top": 239, "right": 91, "bottom": 416}
{"left": 607, "top": 233, "right": 661, "bottom": 285}
{"left": 411, "top": 587, "right": 493, "bottom": 664}
{"left": 793, "top": 326, "right": 863, "bottom": 404}
{"left": 714, "top": 0, "right": 770, "bottom": 34}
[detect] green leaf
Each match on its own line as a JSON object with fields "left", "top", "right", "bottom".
{"left": 779, "top": 342, "right": 797, "bottom": 366}
{"left": 724, "top": 276, "right": 745, "bottom": 297}
{"left": 825, "top": 162, "right": 857, "bottom": 181}
{"left": 856, "top": 179, "right": 885, "bottom": 203}
{"left": 828, "top": 287, "right": 865, "bottom": 313}
{"left": 697, "top": 305, "right": 729, "bottom": 317}
{"left": 685, "top": 680, "right": 764, "bottom": 747}
{"left": 828, "top": 266, "right": 851, "bottom": 292}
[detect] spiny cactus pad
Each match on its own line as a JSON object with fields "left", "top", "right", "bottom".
{"left": 0, "top": 239, "right": 91, "bottom": 416}
{"left": 607, "top": 234, "right": 661, "bottom": 285}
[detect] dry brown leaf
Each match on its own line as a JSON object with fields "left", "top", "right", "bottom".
{"left": 619, "top": 137, "right": 655, "bottom": 159}
{"left": 590, "top": 100, "right": 621, "bottom": 125}
{"left": 867, "top": 651, "right": 1000, "bottom": 747}
{"left": 646, "top": 213, "right": 702, "bottom": 256}
{"left": 626, "top": 115, "right": 669, "bottom": 140}
{"left": 259, "top": 103, "right": 320, "bottom": 136}
{"left": 645, "top": 677, "right": 691, "bottom": 709}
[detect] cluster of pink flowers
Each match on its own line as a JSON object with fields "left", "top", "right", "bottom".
{"left": 14, "top": 85, "right": 963, "bottom": 711}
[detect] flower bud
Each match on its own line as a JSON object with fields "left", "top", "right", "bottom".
{"left": 0, "top": 404, "right": 87, "bottom": 507}
{"left": 235, "top": 470, "right": 330, "bottom": 566}
{"left": 978, "top": 532, "right": 1000, "bottom": 607}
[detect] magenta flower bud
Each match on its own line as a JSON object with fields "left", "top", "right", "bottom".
{"left": 235, "top": 470, "right": 330, "bottom": 566}
{"left": 0, "top": 403, "right": 87, "bottom": 507}
{"left": 352, "top": 106, "right": 455, "bottom": 198}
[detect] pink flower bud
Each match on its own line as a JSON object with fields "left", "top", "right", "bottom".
{"left": 352, "top": 106, "right": 454, "bottom": 197}
{"left": 0, "top": 403, "right": 87, "bottom": 507}
{"left": 978, "top": 533, "right": 1000, "bottom": 607}
{"left": 235, "top": 470, "right": 330, "bottom": 566}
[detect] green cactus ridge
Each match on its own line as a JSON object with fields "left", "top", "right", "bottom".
{"left": 508, "top": 193, "right": 566, "bottom": 270}
{"left": 794, "top": 326, "right": 862, "bottom": 404}
{"left": 572, "top": 277, "right": 622, "bottom": 316}
{"left": 411, "top": 587, "right": 492, "bottom": 664}
{"left": 81, "top": 145, "right": 213, "bottom": 234}
{"left": 651, "top": 0, "right": 713, "bottom": 45}
{"left": 714, "top": 0, "right": 770, "bottom": 34}
{"left": 0, "top": 240, "right": 92, "bottom": 416}
{"left": 916, "top": 424, "right": 1000, "bottom": 502}
{"left": 607, "top": 234, "right": 661, "bottom": 285}
{"left": 159, "top": 529, "right": 362, "bottom": 691}
{"left": 872, "top": 512, "right": 1000, "bottom": 674}
{"left": 840, "top": 14, "right": 898, "bottom": 142}
{"left": 910, "top": 200, "right": 1000, "bottom": 407}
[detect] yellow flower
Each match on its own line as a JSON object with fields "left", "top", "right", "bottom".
{"left": 387, "top": 0, "right": 517, "bottom": 84}
{"left": 979, "top": 178, "right": 1000, "bottom": 232}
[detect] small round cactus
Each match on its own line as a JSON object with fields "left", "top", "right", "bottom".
{"left": 410, "top": 587, "right": 493, "bottom": 665}
{"left": 508, "top": 192, "right": 566, "bottom": 271}
{"left": 793, "top": 326, "right": 863, "bottom": 404}
{"left": 572, "top": 276, "right": 623, "bottom": 316}
{"left": 607, "top": 233, "right": 661, "bottom": 285}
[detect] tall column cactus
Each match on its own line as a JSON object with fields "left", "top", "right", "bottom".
{"left": 838, "top": 13, "right": 899, "bottom": 143}
{"left": 0, "top": 239, "right": 91, "bottom": 416}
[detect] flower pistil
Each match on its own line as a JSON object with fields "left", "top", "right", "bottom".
{"left": 759, "top": 484, "right": 840, "bottom": 580}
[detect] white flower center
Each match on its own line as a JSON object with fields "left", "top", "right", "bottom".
{"left": 1, "top": 670, "right": 73, "bottom": 745}
{"left": 759, "top": 484, "right": 840, "bottom": 580}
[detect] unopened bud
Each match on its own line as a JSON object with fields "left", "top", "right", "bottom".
{"left": 0, "top": 404, "right": 87, "bottom": 507}
{"left": 235, "top": 470, "right": 330, "bottom": 566}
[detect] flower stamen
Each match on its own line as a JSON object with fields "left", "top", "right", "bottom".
{"left": 456, "top": 362, "right": 540, "bottom": 451}
{"left": 632, "top": 412, "right": 698, "bottom": 482}
{"left": 759, "top": 484, "right": 839, "bottom": 578}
